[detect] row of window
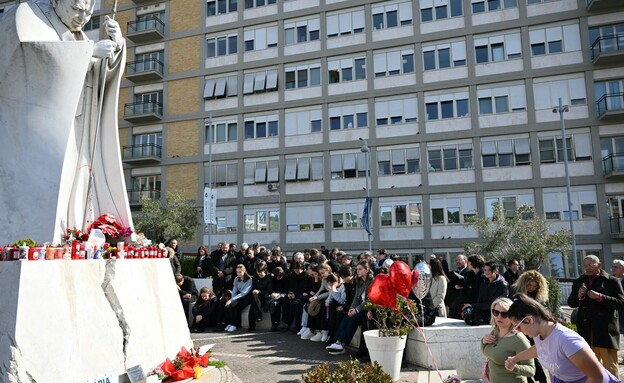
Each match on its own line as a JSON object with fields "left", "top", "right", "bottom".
{"left": 207, "top": 187, "right": 598, "bottom": 233}
{"left": 206, "top": 22, "right": 581, "bottom": 59}
{"left": 204, "top": 73, "right": 587, "bottom": 119}
{"left": 206, "top": 0, "right": 566, "bottom": 21}
{"left": 201, "top": 131, "right": 591, "bottom": 186}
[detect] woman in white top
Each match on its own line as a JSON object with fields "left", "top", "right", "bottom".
{"left": 429, "top": 258, "right": 449, "bottom": 317}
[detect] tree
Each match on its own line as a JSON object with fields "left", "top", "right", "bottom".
{"left": 464, "top": 204, "right": 571, "bottom": 270}
{"left": 133, "top": 191, "right": 198, "bottom": 244}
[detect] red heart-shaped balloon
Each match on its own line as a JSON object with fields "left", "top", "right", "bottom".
{"left": 411, "top": 268, "right": 420, "bottom": 296}
{"left": 390, "top": 261, "right": 412, "bottom": 298}
{"left": 367, "top": 273, "right": 397, "bottom": 308}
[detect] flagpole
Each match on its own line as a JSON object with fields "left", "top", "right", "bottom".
{"left": 361, "top": 139, "right": 372, "bottom": 252}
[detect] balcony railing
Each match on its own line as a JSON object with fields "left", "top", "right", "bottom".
{"left": 591, "top": 33, "right": 624, "bottom": 63}
{"left": 124, "top": 101, "right": 163, "bottom": 122}
{"left": 603, "top": 153, "right": 624, "bottom": 178}
{"left": 128, "top": 189, "right": 161, "bottom": 205}
{"left": 122, "top": 143, "right": 162, "bottom": 164}
{"left": 126, "top": 16, "right": 165, "bottom": 43}
{"left": 609, "top": 217, "right": 624, "bottom": 236}
{"left": 596, "top": 93, "right": 624, "bottom": 120}
{"left": 126, "top": 58, "right": 164, "bottom": 82}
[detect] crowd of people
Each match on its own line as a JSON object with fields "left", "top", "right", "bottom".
{"left": 169, "top": 240, "right": 624, "bottom": 382}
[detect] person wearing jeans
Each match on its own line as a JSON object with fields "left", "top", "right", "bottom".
{"left": 326, "top": 261, "right": 373, "bottom": 355}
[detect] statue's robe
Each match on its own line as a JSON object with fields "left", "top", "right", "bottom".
{"left": 0, "top": 0, "right": 133, "bottom": 244}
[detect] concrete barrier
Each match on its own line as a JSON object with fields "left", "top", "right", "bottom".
{"left": 0, "top": 259, "right": 192, "bottom": 383}
{"left": 406, "top": 317, "right": 491, "bottom": 379}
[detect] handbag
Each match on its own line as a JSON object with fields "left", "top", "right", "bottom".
{"left": 482, "top": 360, "right": 490, "bottom": 383}
{"left": 307, "top": 300, "right": 322, "bottom": 317}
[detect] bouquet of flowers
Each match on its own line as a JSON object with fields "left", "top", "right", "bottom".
{"left": 149, "top": 346, "right": 211, "bottom": 382}
{"left": 86, "top": 214, "right": 133, "bottom": 240}
{"left": 63, "top": 228, "right": 89, "bottom": 242}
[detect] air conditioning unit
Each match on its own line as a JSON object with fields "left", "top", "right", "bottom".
{"left": 267, "top": 183, "right": 279, "bottom": 191}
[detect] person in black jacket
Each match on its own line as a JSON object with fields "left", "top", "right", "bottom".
{"left": 568, "top": 255, "right": 624, "bottom": 377}
{"left": 191, "top": 287, "right": 218, "bottom": 332}
{"left": 211, "top": 243, "right": 237, "bottom": 296}
{"left": 194, "top": 246, "right": 210, "bottom": 278}
{"left": 280, "top": 261, "right": 312, "bottom": 330}
{"left": 502, "top": 259, "right": 520, "bottom": 286}
{"left": 175, "top": 273, "right": 199, "bottom": 327}
{"left": 451, "top": 254, "right": 485, "bottom": 319}
{"left": 446, "top": 254, "right": 469, "bottom": 319}
{"left": 249, "top": 260, "right": 273, "bottom": 330}
{"left": 267, "top": 246, "right": 289, "bottom": 276}
{"left": 268, "top": 267, "right": 289, "bottom": 331}
{"left": 463, "top": 261, "right": 508, "bottom": 325}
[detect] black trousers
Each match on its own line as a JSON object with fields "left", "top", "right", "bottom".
{"left": 268, "top": 297, "right": 284, "bottom": 325}
{"left": 226, "top": 294, "right": 252, "bottom": 327}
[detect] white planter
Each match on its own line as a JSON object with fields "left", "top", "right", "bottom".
{"left": 363, "top": 329, "right": 407, "bottom": 382}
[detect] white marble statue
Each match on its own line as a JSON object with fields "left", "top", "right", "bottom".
{"left": 0, "top": 0, "right": 133, "bottom": 244}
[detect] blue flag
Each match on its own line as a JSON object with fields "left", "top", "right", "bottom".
{"left": 362, "top": 197, "right": 372, "bottom": 236}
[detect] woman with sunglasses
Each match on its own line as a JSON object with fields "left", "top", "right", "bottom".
{"left": 481, "top": 297, "right": 535, "bottom": 383}
{"left": 505, "top": 293, "right": 620, "bottom": 383}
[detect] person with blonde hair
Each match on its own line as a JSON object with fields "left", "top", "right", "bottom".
{"left": 481, "top": 297, "right": 535, "bottom": 383}
{"left": 512, "top": 270, "right": 549, "bottom": 307}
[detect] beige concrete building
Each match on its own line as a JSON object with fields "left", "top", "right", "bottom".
{"left": 1, "top": 0, "right": 623, "bottom": 277}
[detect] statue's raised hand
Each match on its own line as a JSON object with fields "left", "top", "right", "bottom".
{"left": 104, "top": 16, "right": 124, "bottom": 48}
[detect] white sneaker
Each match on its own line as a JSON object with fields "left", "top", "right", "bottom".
{"left": 297, "top": 327, "right": 309, "bottom": 336}
{"left": 226, "top": 325, "right": 237, "bottom": 332}
{"left": 299, "top": 328, "right": 311, "bottom": 339}
{"left": 320, "top": 331, "right": 329, "bottom": 343}
{"left": 325, "top": 342, "right": 344, "bottom": 352}
{"left": 224, "top": 325, "right": 233, "bottom": 332}
{"left": 310, "top": 332, "right": 323, "bottom": 342}
{"left": 301, "top": 330, "right": 316, "bottom": 340}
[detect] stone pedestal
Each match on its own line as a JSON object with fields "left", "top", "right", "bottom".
{"left": 405, "top": 317, "right": 491, "bottom": 379}
{"left": 0, "top": 259, "right": 191, "bottom": 383}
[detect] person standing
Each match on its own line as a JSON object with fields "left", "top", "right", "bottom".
{"left": 194, "top": 246, "right": 209, "bottom": 278}
{"left": 430, "top": 259, "right": 449, "bottom": 317}
{"left": 211, "top": 242, "right": 237, "bottom": 295}
{"left": 446, "top": 254, "right": 469, "bottom": 319}
{"left": 611, "top": 260, "right": 624, "bottom": 335}
{"left": 504, "top": 260, "right": 521, "bottom": 287}
{"left": 463, "top": 261, "right": 508, "bottom": 325}
{"left": 568, "top": 255, "right": 624, "bottom": 378}
{"left": 481, "top": 298, "right": 535, "bottom": 383}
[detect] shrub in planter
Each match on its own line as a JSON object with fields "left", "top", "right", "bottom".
{"left": 302, "top": 358, "right": 392, "bottom": 383}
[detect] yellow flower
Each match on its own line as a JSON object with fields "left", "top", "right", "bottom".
{"left": 194, "top": 366, "right": 203, "bottom": 379}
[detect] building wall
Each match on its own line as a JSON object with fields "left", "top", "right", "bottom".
{"left": 3, "top": 0, "right": 622, "bottom": 277}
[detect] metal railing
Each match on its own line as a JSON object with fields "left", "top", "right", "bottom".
{"left": 127, "top": 15, "right": 165, "bottom": 35}
{"left": 602, "top": 153, "right": 624, "bottom": 174}
{"left": 596, "top": 92, "right": 624, "bottom": 116}
{"left": 590, "top": 33, "right": 624, "bottom": 59}
{"left": 127, "top": 189, "right": 161, "bottom": 204}
{"left": 126, "top": 58, "right": 164, "bottom": 76}
{"left": 122, "top": 143, "right": 162, "bottom": 160}
{"left": 609, "top": 217, "right": 624, "bottom": 235}
{"left": 124, "top": 100, "right": 163, "bottom": 117}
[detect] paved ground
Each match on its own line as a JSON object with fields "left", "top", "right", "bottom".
{"left": 192, "top": 329, "right": 456, "bottom": 383}
{"left": 191, "top": 330, "right": 624, "bottom": 383}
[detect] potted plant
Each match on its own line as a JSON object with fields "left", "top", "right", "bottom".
{"left": 302, "top": 358, "right": 392, "bottom": 383}
{"left": 363, "top": 297, "right": 417, "bottom": 382}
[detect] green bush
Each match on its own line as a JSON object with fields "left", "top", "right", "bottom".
{"left": 546, "top": 276, "right": 561, "bottom": 316}
{"left": 180, "top": 256, "right": 196, "bottom": 277}
{"left": 302, "top": 359, "right": 392, "bottom": 383}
